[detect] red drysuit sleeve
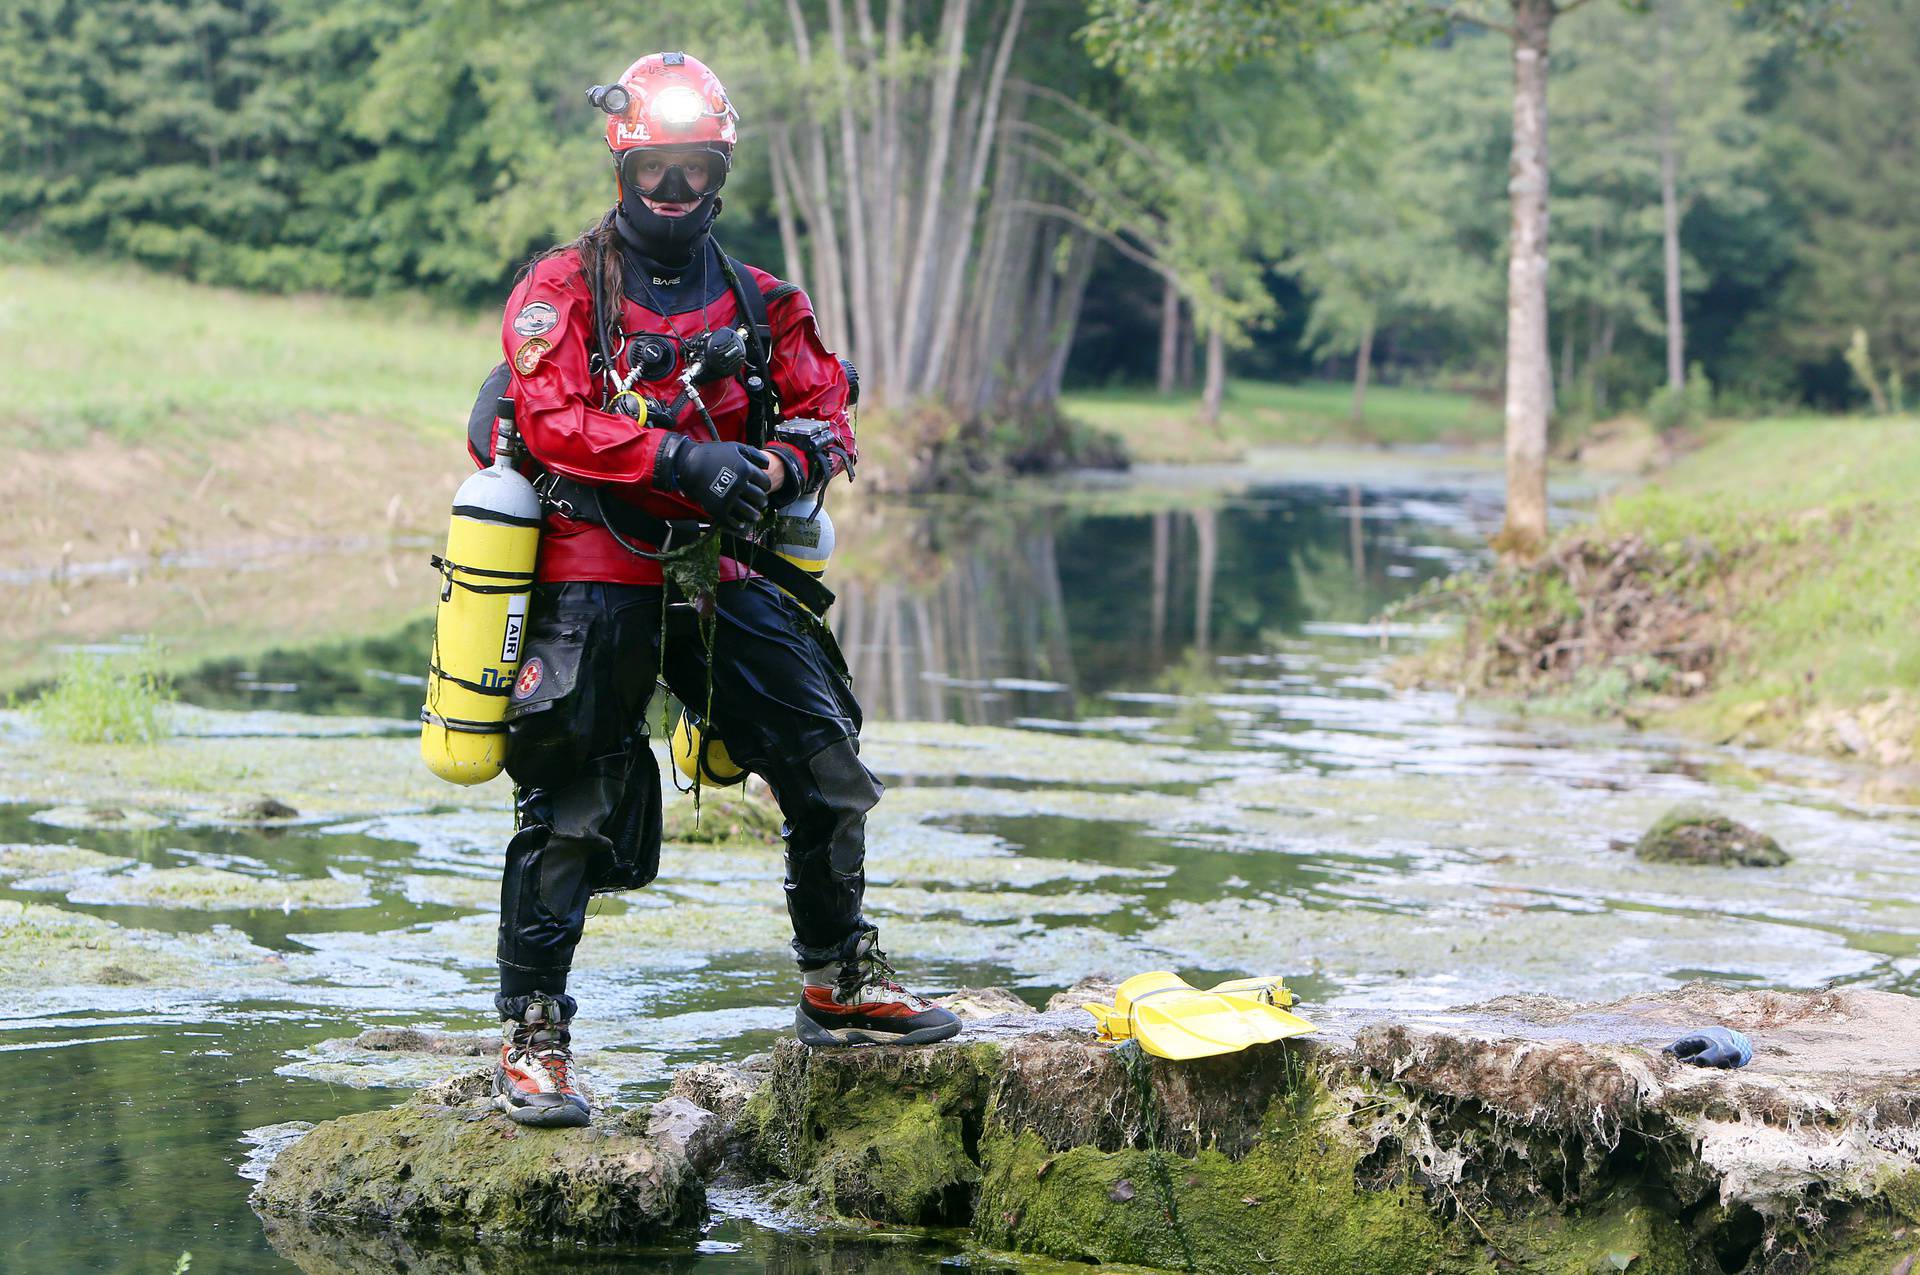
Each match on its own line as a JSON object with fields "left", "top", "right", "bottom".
{"left": 500, "top": 259, "right": 670, "bottom": 488}
{"left": 759, "top": 286, "right": 856, "bottom": 488}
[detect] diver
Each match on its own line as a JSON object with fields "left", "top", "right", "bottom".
{"left": 474, "top": 51, "right": 959, "bottom": 1129}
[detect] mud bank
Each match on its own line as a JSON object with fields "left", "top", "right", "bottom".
{"left": 257, "top": 985, "right": 1920, "bottom": 1273}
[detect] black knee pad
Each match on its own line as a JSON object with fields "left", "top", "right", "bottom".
{"left": 790, "top": 737, "right": 882, "bottom": 878}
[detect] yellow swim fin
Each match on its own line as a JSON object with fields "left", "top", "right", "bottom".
{"left": 1084, "top": 972, "right": 1315, "bottom": 1060}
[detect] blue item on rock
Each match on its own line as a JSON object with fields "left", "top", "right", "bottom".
{"left": 1664, "top": 1025, "right": 1753, "bottom": 1069}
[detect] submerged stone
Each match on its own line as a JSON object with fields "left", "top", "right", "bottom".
{"left": 252, "top": 1084, "right": 705, "bottom": 1244}
{"left": 1635, "top": 804, "right": 1788, "bottom": 866}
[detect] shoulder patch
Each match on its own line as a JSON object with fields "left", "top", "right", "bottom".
{"left": 512, "top": 301, "right": 559, "bottom": 337}
{"left": 513, "top": 337, "right": 551, "bottom": 375}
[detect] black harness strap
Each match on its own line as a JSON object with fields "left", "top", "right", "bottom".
{"left": 536, "top": 474, "right": 835, "bottom": 616}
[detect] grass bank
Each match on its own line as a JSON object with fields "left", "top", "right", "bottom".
{"left": 1062, "top": 379, "right": 1502, "bottom": 464}
{"left": 1405, "top": 415, "right": 1920, "bottom": 769}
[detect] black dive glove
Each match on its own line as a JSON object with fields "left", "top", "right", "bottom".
{"left": 656, "top": 437, "right": 773, "bottom": 534}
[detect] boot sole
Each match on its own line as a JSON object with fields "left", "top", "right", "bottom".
{"left": 794, "top": 1008, "right": 963, "bottom": 1049}
{"left": 492, "top": 1070, "right": 591, "bottom": 1128}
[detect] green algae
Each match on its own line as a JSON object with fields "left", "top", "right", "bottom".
{"left": 740, "top": 1038, "right": 999, "bottom": 1226}
{"left": 253, "top": 1089, "right": 703, "bottom": 1243}
{"left": 67, "top": 864, "right": 372, "bottom": 910}
{"left": 0, "top": 898, "right": 286, "bottom": 992}
{"left": 0, "top": 842, "right": 129, "bottom": 883}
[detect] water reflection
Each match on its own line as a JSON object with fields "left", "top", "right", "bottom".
{"left": 829, "top": 482, "right": 1494, "bottom": 726}
{"left": 163, "top": 481, "right": 1498, "bottom": 728}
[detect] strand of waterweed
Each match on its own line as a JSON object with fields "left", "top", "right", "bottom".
{"left": 661, "top": 535, "right": 724, "bottom": 826}
{"left": 31, "top": 647, "right": 175, "bottom": 744}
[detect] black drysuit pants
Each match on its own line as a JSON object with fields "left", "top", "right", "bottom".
{"left": 495, "top": 578, "right": 881, "bottom": 1010}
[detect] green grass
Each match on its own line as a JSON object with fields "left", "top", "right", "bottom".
{"left": 1062, "top": 379, "right": 1502, "bottom": 463}
{"left": 1471, "top": 415, "right": 1920, "bottom": 743}
{"left": 1612, "top": 417, "right": 1920, "bottom": 718}
{"left": 1, "top": 259, "right": 495, "bottom": 449}
{"left": 29, "top": 647, "right": 176, "bottom": 745}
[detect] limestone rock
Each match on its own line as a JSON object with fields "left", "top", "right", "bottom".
{"left": 252, "top": 1086, "right": 702, "bottom": 1243}
{"left": 1044, "top": 974, "right": 1120, "bottom": 1014}
{"left": 647, "top": 1096, "right": 726, "bottom": 1175}
{"left": 666, "top": 1058, "right": 763, "bottom": 1126}
{"left": 742, "top": 987, "right": 1920, "bottom": 1273}
{"left": 1634, "top": 805, "right": 1787, "bottom": 866}
{"left": 935, "top": 987, "right": 1031, "bottom": 1020}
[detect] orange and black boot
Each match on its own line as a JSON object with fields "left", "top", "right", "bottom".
{"left": 795, "top": 929, "right": 962, "bottom": 1048}
{"left": 493, "top": 992, "right": 591, "bottom": 1127}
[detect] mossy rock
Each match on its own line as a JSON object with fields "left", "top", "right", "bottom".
{"left": 737, "top": 1037, "right": 998, "bottom": 1225}
{"left": 1634, "top": 805, "right": 1788, "bottom": 866}
{"left": 253, "top": 1088, "right": 703, "bottom": 1244}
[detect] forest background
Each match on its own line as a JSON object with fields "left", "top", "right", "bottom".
{"left": 0, "top": 0, "right": 1913, "bottom": 494}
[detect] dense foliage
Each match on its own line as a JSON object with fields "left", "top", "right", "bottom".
{"left": 0, "top": 0, "right": 1910, "bottom": 411}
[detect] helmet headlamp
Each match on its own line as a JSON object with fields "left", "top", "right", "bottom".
{"left": 586, "top": 83, "right": 631, "bottom": 116}
{"left": 654, "top": 84, "right": 705, "bottom": 127}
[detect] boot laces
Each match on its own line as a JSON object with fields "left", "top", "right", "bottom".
{"left": 507, "top": 999, "right": 577, "bottom": 1087}
{"left": 839, "top": 944, "right": 922, "bottom": 1007}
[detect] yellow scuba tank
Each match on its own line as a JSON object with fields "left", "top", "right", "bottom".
{"left": 769, "top": 492, "right": 834, "bottom": 594}
{"left": 420, "top": 397, "right": 542, "bottom": 785}
{"left": 672, "top": 710, "right": 748, "bottom": 788}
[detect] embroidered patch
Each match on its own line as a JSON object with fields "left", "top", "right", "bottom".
{"left": 513, "top": 337, "right": 551, "bottom": 376}
{"left": 512, "top": 301, "right": 559, "bottom": 338}
{"left": 513, "top": 657, "right": 545, "bottom": 701}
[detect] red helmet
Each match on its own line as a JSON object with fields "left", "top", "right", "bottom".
{"left": 601, "top": 52, "right": 738, "bottom": 154}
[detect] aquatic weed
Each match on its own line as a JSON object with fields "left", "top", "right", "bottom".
{"left": 30, "top": 647, "right": 175, "bottom": 744}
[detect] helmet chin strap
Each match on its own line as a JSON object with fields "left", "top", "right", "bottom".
{"left": 615, "top": 190, "right": 722, "bottom": 267}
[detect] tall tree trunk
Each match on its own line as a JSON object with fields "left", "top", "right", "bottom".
{"left": 825, "top": 0, "right": 879, "bottom": 385}
{"left": 1200, "top": 320, "right": 1226, "bottom": 428}
{"left": 1658, "top": 0, "right": 1685, "bottom": 392}
{"left": 1351, "top": 319, "right": 1375, "bottom": 424}
{"left": 1157, "top": 278, "right": 1179, "bottom": 395}
{"left": 1036, "top": 233, "right": 1096, "bottom": 404}
{"left": 921, "top": 0, "right": 1028, "bottom": 399}
{"left": 1177, "top": 305, "right": 1195, "bottom": 388}
{"left": 769, "top": 131, "right": 808, "bottom": 289}
{"left": 897, "top": 0, "right": 970, "bottom": 399}
{"left": 1499, "top": 0, "right": 1555, "bottom": 559}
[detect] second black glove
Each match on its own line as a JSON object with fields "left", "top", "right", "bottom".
{"left": 660, "top": 438, "right": 773, "bottom": 534}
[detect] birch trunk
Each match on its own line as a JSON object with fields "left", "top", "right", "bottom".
{"left": 1157, "top": 278, "right": 1180, "bottom": 395}
{"left": 920, "top": 0, "right": 1029, "bottom": 398}
{"left": 825, "top": 0, "right": 879, "bottom": 385}
{"left": 1658, "top": 0, "right": 1685, "bottom": 392}
{"left": 1351, "top": 319, "right": 1375, "bottom": 424}
{"left": 1200, "top": 321, "right": 1226, "bottom": 428}
{"left": 897, "top": 0, "right": 970, "bottom": 398}
{"left": 769, "top": 132, "right": 808, "bottom": 290}
{"left": 1499, "top": 0, "right": 1555, "bottom": 559}
{"left": 1036, "top": 232, "right": 1096, "bottom": 403}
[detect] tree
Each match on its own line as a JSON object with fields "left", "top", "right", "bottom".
{"left": 1287, "top": 48, "right": 1500, "bottom": 422}
{"left": 1775, "top": 0, "right": 1920, "bottom": 392}
{"left": 1086, "top": 0, "right": 1846, "bottom": 558}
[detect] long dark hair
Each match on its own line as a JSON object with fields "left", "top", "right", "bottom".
{"left": 519, "top": 207, "right": 625, "bottom": 386}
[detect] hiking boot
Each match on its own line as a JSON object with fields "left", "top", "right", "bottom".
{"left": 493, "top": 992, "right": 591, "bottom": 1127}
{"left": 795, "top": 930, "right": 962, "bottom": 1048}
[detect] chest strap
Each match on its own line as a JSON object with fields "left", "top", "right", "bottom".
{"left": 537, "top": 474, "right": 835, "bottom": 617}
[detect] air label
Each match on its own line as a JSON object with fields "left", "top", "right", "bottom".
{"left": 500, "top": 594, "right": 528, "bottom": 663}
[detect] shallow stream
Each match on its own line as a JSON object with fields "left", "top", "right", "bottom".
{"left": 5, "top": 454, "right": 1917, "bottom": 1273}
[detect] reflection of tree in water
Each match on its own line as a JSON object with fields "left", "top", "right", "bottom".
{"left": 832, "top": 486, "right": 1474, "bottom": 725}
{"left": 160, "top": 487, "right": 1477, "bottom": 725}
